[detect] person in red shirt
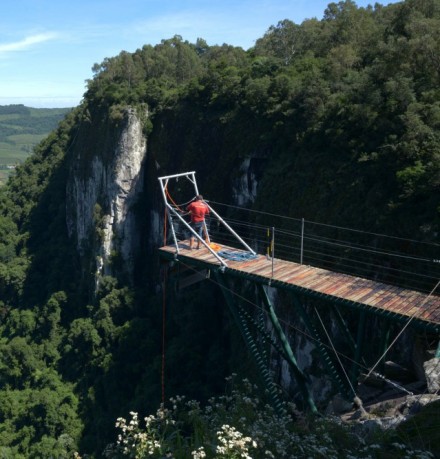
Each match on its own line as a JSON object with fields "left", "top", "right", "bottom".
{"left": 186, "top": 194, "right": 209, "bottom": 249}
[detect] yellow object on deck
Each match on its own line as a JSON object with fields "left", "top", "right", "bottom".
{"left": 209, "top": 242, "right": 221, "bottom": 251}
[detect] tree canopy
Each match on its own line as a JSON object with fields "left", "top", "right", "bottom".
{"left": 0, "top": 1, "right": 439, "bottom": 457}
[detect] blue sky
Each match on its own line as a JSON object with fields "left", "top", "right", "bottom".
{"left": 0, "top": 0, "right": 400, "bottom": 108}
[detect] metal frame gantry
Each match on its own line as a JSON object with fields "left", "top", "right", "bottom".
{"left": 158, "top": 171, "right": 256, "bottom": 269}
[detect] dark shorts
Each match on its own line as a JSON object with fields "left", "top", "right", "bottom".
{"left": 190, "top": 221, "right": 204, "bottom": 237}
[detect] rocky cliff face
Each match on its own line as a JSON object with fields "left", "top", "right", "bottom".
{"left": 66, "top": 107, "right": 147, "bottom": 285}
{"left": 232, "top": 158, "right": 258, "bottom": 206}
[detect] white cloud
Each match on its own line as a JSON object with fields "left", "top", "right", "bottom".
{"left": 0, "top": 32, "right": 58, "bottom": 56}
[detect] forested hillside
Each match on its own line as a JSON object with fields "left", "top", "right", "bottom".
{"left": 0, "top": 0, "right": 439, "bottom": 457}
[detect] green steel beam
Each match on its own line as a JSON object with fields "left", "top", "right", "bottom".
{"left": 290, "top": 293, "right": 353, "bottom": 400}
{"left": 257, "top": 284, "right": 318, "bottom": 414}
{"left": 257, "top": 305, "right": 270, "bottom": 365}
{"left": 238, "top": 304, "right": 297, "bottom": 375}
{"left": 213, "top": 272, "right": 285, "bottom": 415}
{"left": 436, "top": 341, "right": 440, "bottom": 358}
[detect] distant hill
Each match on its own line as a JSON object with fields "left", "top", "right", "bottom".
{"left": 0, "top": 104, "right": 71, "bottom": 185}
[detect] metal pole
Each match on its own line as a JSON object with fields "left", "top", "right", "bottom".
{"left": 158, "top": 171, "right": 197, "bottom": 182}
{"left": 271, "top": 226, "right": 275, "bottom": 279}
{"left": 266, "top": 228, "right": 270, "bottom": 260}
{"left": 190, "top": 172, "right": 199, "bottom": 195}
{"left": 158, "top": 178, "right": 169, "bottom": 203}
{"left": 166, "top": 208, "right": 179, "bottom": 252}
{"left": 207, "top": 203, "right": 256, "bottom": 255}
{"left": 300, "top": 218, "right": 305, "bottom": 264}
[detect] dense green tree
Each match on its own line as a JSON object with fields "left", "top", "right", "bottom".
{"left": 0, "top": 371, "right": 82, "bottom": 457}
{"left": 0, "top": 1, "right": 439, "bottom": 456}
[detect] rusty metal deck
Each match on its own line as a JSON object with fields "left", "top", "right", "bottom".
{"left": 158, "top": 241, "right": 440, "bottom": 329}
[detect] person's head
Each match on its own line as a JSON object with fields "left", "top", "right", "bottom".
{"left": 196, "top": 194, "right": 203, "bottom": 201}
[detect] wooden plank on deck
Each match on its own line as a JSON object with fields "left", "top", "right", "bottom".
{"left": 158, "top": 241, "right": 440, "bottom": 327}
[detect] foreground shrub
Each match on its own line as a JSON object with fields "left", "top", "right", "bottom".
{"left": 102, "top": 376, "right": 434, "bottom": 459}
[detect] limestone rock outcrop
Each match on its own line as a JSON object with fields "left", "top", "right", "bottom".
{"left": 423, "top": 357, "right": 440, "bottom": 394}
{"left": 66, "top": 107, "right": 147, "bottom": 284}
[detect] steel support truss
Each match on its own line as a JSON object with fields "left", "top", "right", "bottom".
{"left": 213, "top": 272, "right": 319, "bottom": 414}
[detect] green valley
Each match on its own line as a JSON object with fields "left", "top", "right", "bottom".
{"left": 0, "top": 105, "right": 71, "bottom": 185}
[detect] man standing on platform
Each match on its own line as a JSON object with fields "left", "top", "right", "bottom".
{"left": 186, "top": 195, "right": 209, "bottom": 249}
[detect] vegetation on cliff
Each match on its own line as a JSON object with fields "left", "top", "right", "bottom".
{"left": 102, "top": 377, "right": 437, "bottom": 459}
{"left": 0, "top": 0, "right": 439, "bottom": 457}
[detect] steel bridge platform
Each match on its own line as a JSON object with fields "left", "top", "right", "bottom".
{"left": 158, "top": 241, "right": 440, "bottom": 333}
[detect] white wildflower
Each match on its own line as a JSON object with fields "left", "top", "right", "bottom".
{"left": 191, "top": 446, "right": 207, "bottom": 459}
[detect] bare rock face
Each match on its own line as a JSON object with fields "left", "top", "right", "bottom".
{"left": 232, "top": 158, "right": 258, "bottom": 206}
{"left": 423, "top": 357, "right": 440, "bottom": 393}
{"left": 66, "top": 107, "right": 147, "bottom": 284}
